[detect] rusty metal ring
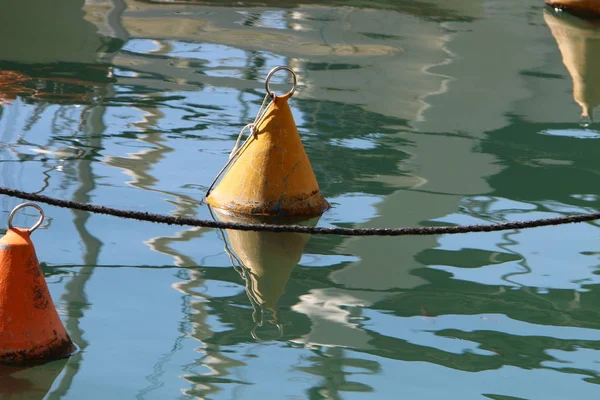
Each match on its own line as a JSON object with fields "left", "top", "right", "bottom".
{"left": 8, "top": 203, "right": 44, "bottom": 233}
{"left": 265, "top": 66, "right": 297, "bottom": 98}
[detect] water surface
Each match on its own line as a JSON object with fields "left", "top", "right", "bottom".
{"left": 1, "top": 0, "right": 600, "bottom": 399}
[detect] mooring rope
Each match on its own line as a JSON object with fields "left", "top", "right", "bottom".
{"left": 1, "top": 186, "right": 599, "bottom": 236}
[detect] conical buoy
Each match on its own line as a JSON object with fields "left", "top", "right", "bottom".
{"left": 545, "top": 9, "right": 600, "bottom": 122}
{"left": 206, "top": 66, "right": 330, "bottom": 217}
{"left": 0, "top": 203, "right": 75, "bottom": 365}
{"left": 212, "top": 208, "right": 317, "bottom": 338}
{"left": 545, "top": 1, "right": 600, "bottom": 17}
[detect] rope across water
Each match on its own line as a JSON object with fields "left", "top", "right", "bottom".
{"left": 1, "top": 187, "right": 599, "bottom": 236}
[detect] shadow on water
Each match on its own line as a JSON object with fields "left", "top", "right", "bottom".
{"left": 0, "top": 360, "right": 69, "bottom": 400}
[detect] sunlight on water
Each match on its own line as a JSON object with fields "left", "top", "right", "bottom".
{"left": 540, "top": 128, "right": 600, "bottom": 139}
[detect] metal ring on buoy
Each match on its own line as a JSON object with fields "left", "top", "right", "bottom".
{"left": 251, "top": 322, "right": 284, "bottom": 341}
{"left": 265, "top": 66, "right": 297, "bottom": 99}
{"left": 8, "top": 203, "right": 44, "bottom": 233}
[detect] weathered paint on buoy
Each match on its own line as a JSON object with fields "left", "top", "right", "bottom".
{"left": 0, "top": 204, "right": 75, "bottom": 365}
{"left": 544, "top": 9, "right": 600, "bottom": 121}
{"left": 545, "top": 0, "right": 600, "bottom": 16}
{"left": 213, "top": 209, "right": 316, "bottom": 326}
{"left": 206, "top": 67, "right": 329, "bottom": 217}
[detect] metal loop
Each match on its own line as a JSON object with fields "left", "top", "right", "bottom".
{"left": 251, "top": 322, "right": 284, "bottom": 341}
{"left": 265, "top": 66, "right": 297, "bottom": 99}
{"left": 8, "top": 203, "right": 44, "bottom": 233}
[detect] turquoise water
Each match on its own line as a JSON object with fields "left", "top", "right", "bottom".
{"left": 1, "top": 0, "right": 600, "bottom": 398}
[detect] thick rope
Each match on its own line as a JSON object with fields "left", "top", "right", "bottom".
{"left": 1, "top": 186, "right": 599, "bottom": 236}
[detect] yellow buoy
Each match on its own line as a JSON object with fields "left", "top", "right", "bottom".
{"left": 544, "top": 8, "right": 600, "bottom": 122}
{"left": 206, "top": 66, "right": 329, "bottom": 217}
{"left": 212, "top": 208, "right": 317, "bottom": 338}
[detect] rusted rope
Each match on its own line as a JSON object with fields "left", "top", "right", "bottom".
{"left": 1, "top": 186, "right": 599, "bottom": 236}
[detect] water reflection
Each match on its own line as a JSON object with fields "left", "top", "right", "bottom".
{"left": 211, "top": 209, "right": 316, "bottom": 339}
{"left": 544, "top": 8, "right": 600, "bottom": 124}
{"left": 171, "top": 266, "right": 249, "bottom": 399}
{"left": 0, "top": 360, "right": 68, "bottom": 400}
{"left": 0, "top": 0, "right": 123, "bottom": 105}
{"left": 295, "top": 347, "right": 380, "bottom": 397}
{"left": 0, "top": 0, "right": 125, "bottom": 398}
{"left": 3, "top": 0, "right": 600, "bottom": 398}
{"left": 136, "top": 0, "right": 482, "bottom": 20}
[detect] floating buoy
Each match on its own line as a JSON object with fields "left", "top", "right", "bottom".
{"left": 212, "top": 208, "right": 316, "bottom": 339}
{"left": 545, "top": 1, "right": 600, "bottom": 17}
{"left": 544, "top": 8, "right": 600, "bottom": 123}
{"left": 0, "top": 203, "right": 75, "bottom": 365}
{"left": 206, "top": 66, "right": 330, "bottom": 217}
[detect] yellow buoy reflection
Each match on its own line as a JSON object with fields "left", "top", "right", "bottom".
{"left": 211, "top": 208, "right": 318, "bottom": 340}
{"left": 544, "top": 9, "right": 600, "bottom": 123}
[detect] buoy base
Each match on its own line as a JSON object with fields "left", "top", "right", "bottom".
{"left": 210, "top": 206, "right": 323, "bottom": 225}
{"left": 207, "top": 190, "right": 330, "bottom": 218}
{"left": 1, "top": 337, "right": 76, "bottom": 366}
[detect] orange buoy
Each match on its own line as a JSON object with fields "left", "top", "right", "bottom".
{"left": 545, "top": 1, "right": 600, "bottom": 16}
{"left": 0, "top": 203, "right": 75, "bottom": 365}
{"left": 544, "top": 8, "right": 600, "bottom": 122}
{"left": 206, "top": 66, "right": 330, "bottom": 217}
{"left": 212, "top": 208, "right": 317, "bottom": 338}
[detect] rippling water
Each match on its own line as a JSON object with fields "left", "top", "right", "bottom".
{"left": 1, "top": 0, "right": 600, "bottom": 399}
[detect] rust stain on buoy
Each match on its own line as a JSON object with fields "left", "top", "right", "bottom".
{"left": 0, "top": 204, "right": 75, "bottom": 365}
{"left": 207, "top": 67, "right": 329, "bottom": 217}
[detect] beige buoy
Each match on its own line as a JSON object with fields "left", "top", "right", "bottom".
{"left": 544, "top": 8, "right": 600, "bottom": 123}
{"left": 206, "top": 66, "right": 329, "bottom": 217}
{"left": 212, "top": 209, "right": 317, "bottom": 339}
